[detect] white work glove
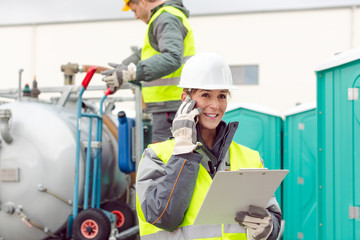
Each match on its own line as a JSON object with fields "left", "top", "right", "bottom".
{"left": 101, "top": 62, "right": 136, "bottom": 90}
{"left": 235, "top": 205, "right": 273, "bottom": 240}
{"left": 172, "top": 96, "right": 202, "bottom": 155}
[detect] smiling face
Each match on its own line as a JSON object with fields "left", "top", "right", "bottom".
{"left": 129, "top": 0, "right": 152, "bottom": 24}
{"left": 182, "top": 89, "right": 228, "bottom": 134}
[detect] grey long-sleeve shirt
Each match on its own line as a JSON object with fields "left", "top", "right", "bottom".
{"left": 122, "top": 0, "right": 189, "bottom": 82}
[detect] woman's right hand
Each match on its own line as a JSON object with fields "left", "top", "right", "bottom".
{"left": 172, "top": 96, "right": 202, "bottom": 155}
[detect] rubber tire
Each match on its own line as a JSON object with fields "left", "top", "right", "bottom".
{"left": 72, "top": 208, "right": 111, "bottom": 240}
{"left": 101, "top": 200, "right": 135, "bottom": 233}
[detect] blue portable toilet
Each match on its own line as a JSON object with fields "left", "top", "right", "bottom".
{"left": 223, "top": 103, "right": 283, "bottom": 205}
{"left": 282, "top": 103, "right": 317, "bottom": 240}
{"left": 315, "top": 48, "right": 360, "bottom": 240}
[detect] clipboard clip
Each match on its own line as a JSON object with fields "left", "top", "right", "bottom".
{"left": 237, "top": 168, "right": 268, "bottom": 175}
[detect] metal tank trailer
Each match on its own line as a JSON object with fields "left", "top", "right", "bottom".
{"left": 0, "top": 65, "right": 143, "bottom": 240}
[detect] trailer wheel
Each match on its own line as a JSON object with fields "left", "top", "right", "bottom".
{"left": 73, "top": 208, "right": 111, "bottom": 240}
{"left": 101, "top": 200, "right": 135, "bottom": 233}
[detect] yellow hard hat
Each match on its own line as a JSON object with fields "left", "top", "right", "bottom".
{"left": 122, "top": 0, "right": 131, "bottom": 11}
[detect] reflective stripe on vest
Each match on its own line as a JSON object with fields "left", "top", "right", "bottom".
{"left": 141, "top": 6, "right": 196, "bottom": 104}
{"left": 140, "top": 224, "right": 247, "bottom": 240}
{"left": 136, "top": 139, "right": 263, "bottom": 239}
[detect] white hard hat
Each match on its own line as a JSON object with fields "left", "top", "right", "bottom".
{"left": 178, "top": 52, "right": 237, "bottom": 90}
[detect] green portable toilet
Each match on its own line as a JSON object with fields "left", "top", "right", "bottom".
{"left": 282, "top": 103, "right": 317, "bottom": 240}
{"left": 315, "top": 48, "right": 360, "bottom": 240}
{"left": 223, "top": 103, "right": 283, "bottom": 205}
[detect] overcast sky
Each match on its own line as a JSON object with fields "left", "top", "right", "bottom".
{"left": 0, "top": 0, "right": 360, "bottom": 25}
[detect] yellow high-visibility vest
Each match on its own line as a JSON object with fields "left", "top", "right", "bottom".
{"left": 141, "top": 6, "right": 195, "bottom": 104}
{"left": 136, "top": 139, "right": 263, "bottom": 239}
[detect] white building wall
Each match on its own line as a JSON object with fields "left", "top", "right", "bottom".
{"left": 191, "top": 7, "right": 359, "bottom": 112}
{"left": 1, "top": 7, "right": 359, "bottom": 113}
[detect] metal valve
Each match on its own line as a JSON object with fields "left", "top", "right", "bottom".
{"left": 4, "top": 202, "right": 15, "bottom": 215}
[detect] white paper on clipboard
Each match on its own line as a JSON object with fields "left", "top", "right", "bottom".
{"left": 193, "top": 168, "right": 289, "bottom": 225}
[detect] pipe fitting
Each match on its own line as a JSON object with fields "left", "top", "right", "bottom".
{"left": 37, "top": 184, "right": 47, "bottom": 192}
{"left": 15, "top": 205, "right": 23, "bottom": 214}
{"left": 0, "top": 109, "right": 13, "bottom": 144}
{"left": 60, "top": 63, "right": 79, "bottom": 85}
{"left": 4, "top": 202, "right": 15, "bottom": 215}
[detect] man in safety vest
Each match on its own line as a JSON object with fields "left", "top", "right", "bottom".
{"left": 135, "top": 52, "right": 283, "bottom": 239}
{"left": 101, "top": 0, "right": 195, "bottom": 142}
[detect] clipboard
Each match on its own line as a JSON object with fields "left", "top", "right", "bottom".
{"left": 193, "top": 168, "right": 289, "bottom": 225}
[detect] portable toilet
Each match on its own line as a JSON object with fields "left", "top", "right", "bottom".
{"left": 223, "top": 103, "right": 283, "bottom": 205}
{"left": 315, "top": 48, "right": 360, "bottom": 240}
{"left": 282, "top": 103, "right": 317, "bottom": 240}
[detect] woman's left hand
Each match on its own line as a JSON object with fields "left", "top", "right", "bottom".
{"left": 235, "top": 205, "right": 273, "bottom": 240}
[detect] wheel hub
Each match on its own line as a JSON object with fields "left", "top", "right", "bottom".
{"left": 81, "top": 219, "right": 99, "bottom": 238}
{"left": 86, "top": 226, "right": 93, "bottom": 234}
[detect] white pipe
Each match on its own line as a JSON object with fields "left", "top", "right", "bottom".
{"left": 134, "top": 85, "right": 143, "bottom": 172}
{"left": 0, "top": 109, "right": 14, "bottom": 144}
{"left": 18, "top": 69, "right": 24, "bottom": 101}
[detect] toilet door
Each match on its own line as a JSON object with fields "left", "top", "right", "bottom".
{"left": 353, "top": 76, "right": 360, "bottom": 239}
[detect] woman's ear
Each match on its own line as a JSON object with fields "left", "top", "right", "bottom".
{"left": 181, "top": 92, "right": 188, "bottom": 101}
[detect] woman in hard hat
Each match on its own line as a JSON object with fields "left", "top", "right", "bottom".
{"left": 135, "top": 52, "right": 282, "bottom": 239}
